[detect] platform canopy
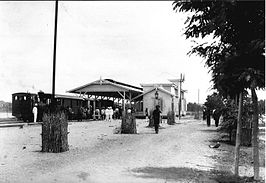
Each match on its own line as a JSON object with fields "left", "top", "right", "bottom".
{"left": 67, "top": 79, "right": 143, "bottom": 101}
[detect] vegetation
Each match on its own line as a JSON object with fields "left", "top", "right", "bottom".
{"left": 0, "top": 101, "right": 12, "bottom": 113}
{"left": 173, "top": 0, "right": 264, "bottom": 179}
{"left": 204, "top": 93, "right": 224, "bottom": 112}
{"left": 187, "top": 102, "right": 203, "bottom": 112}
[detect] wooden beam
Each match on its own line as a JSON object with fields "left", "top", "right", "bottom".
{"left": 117, "top": 91, "right": 124, "bottom": 98}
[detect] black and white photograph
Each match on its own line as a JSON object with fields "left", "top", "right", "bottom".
{"left": 0, "top": 1, "right": 265, "bottom": 182}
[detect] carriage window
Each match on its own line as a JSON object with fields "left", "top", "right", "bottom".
{"left": 24, "top": 96, "right": 27, "bottom": 100}
{"left": 15, "top": 96, "right": 18, "bottom": 100}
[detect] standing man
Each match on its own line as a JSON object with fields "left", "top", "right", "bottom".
{"left": 206, "top": 107, "right": 211, "bottom": 127}
{"left": 213, "top": 109, "right": 221, "bottom": 127}
{"left": 32, "top": 103, "right": 38, "bottom": 123}
{"left": 153, "top": 105, "right": 161, "bottom": 134}
{"left": 101, "top": 108, "right": 106, "bottom": 120}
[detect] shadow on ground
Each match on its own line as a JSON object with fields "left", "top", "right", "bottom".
{"left": 130, "top": 166, "right": 255, "bottom": 183}
{"left": 201, "top": 129, "right": 219, "bottom": 133}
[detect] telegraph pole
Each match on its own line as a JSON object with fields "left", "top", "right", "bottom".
{"left": 51, "top": 0, "right": 58, "bottom": 111}
{"left": 178, "top": 73, "right": 183, "bottom": 120}
{"left": 197, "top": 89, "right": 200, "bottom": 119}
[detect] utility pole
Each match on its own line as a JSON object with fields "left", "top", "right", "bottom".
{"left": 178, "top": 73, "right": 184, "bottom": 120}
{"left": 197, "top": 89, "right": 200, "bottom": 119}
{"left": 51, "top": 0, "right": 58, "bottom": 112}
{"left": 168, "top": 75, "right": 185, "bottom": 120}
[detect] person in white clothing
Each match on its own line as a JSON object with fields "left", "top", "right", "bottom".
{"left": 109, "top": 107, "right": 114, "bottom": 121}
{"left": 106, "top": 107, "right": 113, "bottom": 122}
{"left": 32, "top": 103, "right": 38, "bottom": 123}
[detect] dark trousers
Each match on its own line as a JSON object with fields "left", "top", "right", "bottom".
{"left": 207, "top": 115, "right": 211, "bottom": 126}
{"left": 154, "top": 124, "right": 159, "bottom": 133}
{"left": 215, "top": 119, "right": 219, "bottom": 127}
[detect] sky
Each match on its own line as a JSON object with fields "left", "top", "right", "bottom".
{"left": 1, "top": 1, "right": 262, "bottom": 104}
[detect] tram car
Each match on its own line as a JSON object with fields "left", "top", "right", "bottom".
{"left": 12, "top": 92, "right": 90, "bottom": 122}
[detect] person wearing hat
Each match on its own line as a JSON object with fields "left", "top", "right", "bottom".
{"left": 32, "top": 103, "right": 38, "bottom": 123}
{"left": 152, "top": 105, "right": 161, "bottom": 134}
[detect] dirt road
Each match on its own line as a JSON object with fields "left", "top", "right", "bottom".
{"left": 0, "top": 117, "right": 264, "bottom": 183}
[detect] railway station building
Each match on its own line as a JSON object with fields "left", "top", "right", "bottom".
{"left": 68, "top": 78, "right": 186, "bottom": 118}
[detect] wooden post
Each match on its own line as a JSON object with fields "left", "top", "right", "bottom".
{"left": 122, "top": 91, "right": 125, "bottom": 114}
{"left": 234, "top": 92, "right": 243, "bottom": 176}
{"left": 129, "top": 92, "right": 132, "bottom": 108}
{"left": 93, "top": 99, "right": 96, "bottom": 120}
{"left": 178, "top": 74, "right": 183, "bottom": 120}
{"left": 251, "top": 87, "right": 260, "bottom": 180}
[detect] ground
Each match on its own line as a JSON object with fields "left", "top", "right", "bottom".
{"left": 0, "top": 116, "right": 265, "bottom": 183}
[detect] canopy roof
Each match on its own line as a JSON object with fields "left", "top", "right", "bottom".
{"left": 67, "top": 79, "right": 143, "bottom": 100}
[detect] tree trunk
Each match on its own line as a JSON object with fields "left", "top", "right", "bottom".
{"left": 121, "top": 113, "right": 137, "bottom": 134}
{"left": 42, "top": 112, "right": 69, "bottom": 153}
{"left": 251, "top": 88, "right": 260, "bottom": 180}
{"left": 167, "top": 111, "right": 175, "bottom": 125}
{"left": 234, "top": 92, "right": 243, "bottom": 176}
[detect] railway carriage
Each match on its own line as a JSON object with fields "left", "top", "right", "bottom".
{"left": 12, "top": 93, "right": 37, "bottom": 122}
{"left": 12, "top": 92, "right": 90, "bottom": 122}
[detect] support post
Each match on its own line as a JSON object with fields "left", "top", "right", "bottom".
{"left": 93, "top": 99, "right": 96, "bottom": 120}
{"left": 234, "top": 92, "right": 243, "bottom": 176}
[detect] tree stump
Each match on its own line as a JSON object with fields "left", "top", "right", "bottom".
{"left": 42, "top": 112, "right": 69, "bottom": 153}
{"left": 167, "top": 111, "right": 175, "bottom": 125}
{"left": 121, "top": 113, "right": 137, "bottom": 134}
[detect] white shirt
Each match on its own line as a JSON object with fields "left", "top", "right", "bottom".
{"left": 32, "top": 106, "right": 38, "bottom": 114}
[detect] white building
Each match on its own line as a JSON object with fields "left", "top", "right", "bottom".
{"left": 133, "top": 80, "right": 186, "bottom": 117}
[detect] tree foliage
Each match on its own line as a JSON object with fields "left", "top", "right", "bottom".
{"left": 173, "top": 1, "right": 265, "bottom": 97}
{"left": 174, "top": 1, "right": 264, "bottom": 178}
{"left": 204, "top": 92, "right": 224, "bottom": 111}
{"left": 187, "top": 102, "right": 203, "bottom": 112}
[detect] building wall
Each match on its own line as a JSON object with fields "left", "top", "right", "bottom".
{"left": 143, "top": 90, "right": 178, "bottom": 116}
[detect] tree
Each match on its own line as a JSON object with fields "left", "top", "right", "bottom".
{"left": 173, "top": 1, "right": 265, "bottom": 179}
{"left": 187, "top": 102, "right": 203, "bottom": 112}
{"left": 204, "top": 92, "right": 224, "bottom": 111}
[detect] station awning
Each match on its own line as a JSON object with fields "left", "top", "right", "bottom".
{"left": 67, "top": 79, "right": 143, "bottom": 101}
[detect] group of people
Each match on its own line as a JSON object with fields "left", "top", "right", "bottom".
{"left": 97, "top": 107, "right": 113, "bottom": 121}
{"left": 66, "top": 106, "right": 91, "bottom": 121}
{"left": 97, "top": 107, "right": 121, "bottom": 121}
{"left": 203, "top": 107, "right": 222, "bottom": 127}
{"left": 32, "top": 101, "right": 162, "bottom": 135}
